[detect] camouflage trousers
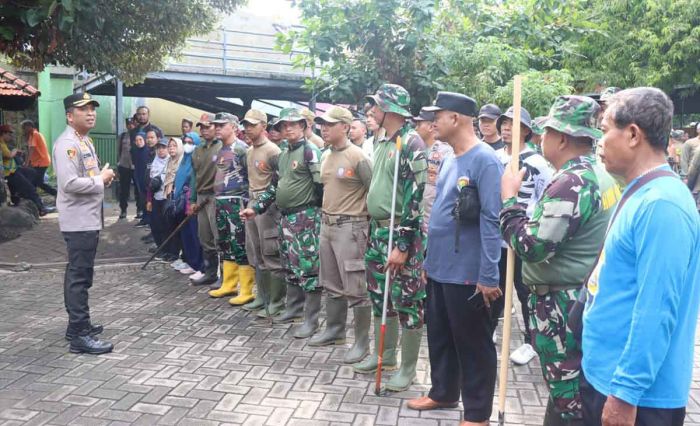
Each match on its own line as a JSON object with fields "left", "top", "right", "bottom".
{"left": 279, "top": 206, "right": 321, "bottom": 292}
{"left": 215, "top": 196, "right": 248, "bottom": 264}
{"left": 529, "top": 287, "right": 583, "bottom": 421}
{"left": 365, "top": 219, "right": 426, "bottom": 329}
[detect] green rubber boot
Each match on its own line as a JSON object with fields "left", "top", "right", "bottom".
{"left": 309, "top": 297, "right": 347, "bottom": 347}
{"left": 274, "top": 284, "right": 305, "bottom": 323}
{"left": 243, "top": 269, "right": 266, "bottom": 311}
{"left": 257, "top": 272, "right": 287, "bottom": 318}
{"left": 352, "top": 315, "right": 399, "bottom": 373}
{"left": 343, "top": 305, "right": 371, "bottom": 364}
{"left": 385, "top": 327, "right": 423, "bottom": 392}
{"left": 293, "top": 290, "right": 322, "bottom": 338}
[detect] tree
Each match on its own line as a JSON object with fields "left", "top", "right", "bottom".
{"left": 279, "top": 0, "right": 699, "bottom": 114}
{"left": 277, "top": 0, "right": 438, "bottom": 113}
{"left": 564, "top": 0, "right": 700, "bottom": 93}
{"left": 0, "top": 0, "right": 244, "bottom": 85}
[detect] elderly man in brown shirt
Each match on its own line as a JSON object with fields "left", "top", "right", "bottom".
{"left": 308, "top": 106, "right": 373, "bottom": 364}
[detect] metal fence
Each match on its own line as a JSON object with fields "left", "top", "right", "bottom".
{"left": 91, "top": 133, "right": 117, "bottom": 168}
{"left": 167, "top": 28, "right": 311, "bottom": 78}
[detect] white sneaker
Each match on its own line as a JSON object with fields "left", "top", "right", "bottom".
{"left": 170, "top": 259, "right": 184, "bottom": 269}
{"left": 510, "top": 343, "right": 537, "bottom": 365}
{"left": 180, "top": 267, "right": 195, "bottom": 275}
{"left": 189, "top": 271, "right": 205, "bottom": 281}
{"left": 173, "top": 260, "right": 190, "bottom": 270}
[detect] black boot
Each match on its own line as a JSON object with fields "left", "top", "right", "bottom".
{"left": 191, "top": 252, "right": 219, "bottom": 286}
{"left": 65, "top": 323, "right": 104, "bottom": 341}
{"left": 70, "top": 333, "right": 113, "bottom": 355}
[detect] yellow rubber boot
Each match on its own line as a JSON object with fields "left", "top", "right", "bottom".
{"left": 208, "top": 261, "right": 239, "bottom": 298}
{"left": 229, "top": 265, "right": 256, "bottom": 305}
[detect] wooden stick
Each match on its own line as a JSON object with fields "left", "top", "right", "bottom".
{"left": 498, "top": 74, "right": 522, "bottom": 426}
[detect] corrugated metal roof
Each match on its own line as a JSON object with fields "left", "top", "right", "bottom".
{"left": 0, "top": 67, "right": 40, "bottom": 98}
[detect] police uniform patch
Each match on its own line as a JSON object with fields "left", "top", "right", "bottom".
{"left": 337, "top": 167, "right": 345, "bottom": 177}
{"left": 345, "top": 168, "right": 355, "bottom": 177}
{"left": 212, "top": 155, "right": 218, "bottom": 162}
{"left": 67, "top": 148, "right": 77, "bottom": 159}
{"left": 291, "top": 160, "right": 298, "bottom": 169}
{"left": 457, "top": 176, "right": 470, "bottom": 189}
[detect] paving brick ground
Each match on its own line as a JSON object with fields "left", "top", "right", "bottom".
{"left": 1, "top": 207, "right": 699, "bottom": 425}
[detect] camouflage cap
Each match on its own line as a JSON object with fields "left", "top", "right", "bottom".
{"left": 241, "top": 109, "right": 268, "bottom": 126}
{"left": 542, "top": 95, "right": 603, "bottom": 141}
{"left": 599, "top": 87, "right": 622, "bottom": 103}
{"left": 315, "top": 106, "right": 353, "bottom": 125}
{"left": 670, "top": 129, "right": 684, "bottom": 140}
{"left": 365, "top": 84, "right": 412, "bottom": 118}
{"left": 212, "top": 112, "right": 239, "bottom": 125}
{"left": 531, "top": 116, "right": 548, "bottom": 135}
{"left": 277, "top": 107, "right": 306, "bottom": 124}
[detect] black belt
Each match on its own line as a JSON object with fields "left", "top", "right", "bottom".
{"left": 280, "top": 204, "right": 316, "bottom": 216}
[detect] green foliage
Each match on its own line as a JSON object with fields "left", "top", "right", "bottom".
{"left": 277, "top": 0, "right": 438, "bottom": 113}
{"left": 280, "top": 0, "right": 699, "bottom": 113}
{"left": 0, "top": 0, "right": 244, "bottom": 85}
{"left": 492, "top": 70, "right": 575, "bottom": 117}
{"left": 564, "top": 0, "right": 700, "bottom": 92}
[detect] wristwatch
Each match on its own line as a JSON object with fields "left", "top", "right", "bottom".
{"left": 396, "top": 241, "right": 409, "bottom": 253}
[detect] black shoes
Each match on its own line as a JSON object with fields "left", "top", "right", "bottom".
{"left": 119, "top": 210, "right": 127, "bottom": 219}
{"left": 65, "top": 323, "right": 104, "bottom": 341}
{"left": 69, "top": 334, "right": 113, "bottom": 355}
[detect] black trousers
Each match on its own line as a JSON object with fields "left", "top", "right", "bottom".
{"left": 117, "top": 166, "right": 133, "bottom": 212}
{"left": 30, "top": 166, "right": 57, "bottom": 196}
{"left": 491, "top": 247, "right": 531, "bottom": 344}
{"left": 426, "top": 279, "right": 496, "bottom": 423}
{"left": 150, "top": 199, "right": 179, "bottom": 256}
{"left": 7, "top": 170, "right": 43, "bottom": 210}
{"left": 580, "top": 372, "right": 685, "bottom": 426}
{"left": 63, "top": 231, "right": 99, "bottom": 334}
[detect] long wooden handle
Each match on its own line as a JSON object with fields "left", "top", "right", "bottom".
{"left": 498, "top": 74, "right": 522, "bottom": 424}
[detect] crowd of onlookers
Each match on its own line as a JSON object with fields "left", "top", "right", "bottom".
{"left": 0, "top": 120, "right": 56, "bottom": 215}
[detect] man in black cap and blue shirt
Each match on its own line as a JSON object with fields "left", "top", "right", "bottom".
{"left": 53, "top": 92, "right": 115, "bottom": 354}
{"left": 478, "top": 104, "right": 504, "bottom": 151}
{"left": 491, "top": 105, "right": 553, "bottom": 366}
{"left": 407, "top": 91, "right": 503, "bottom": 426}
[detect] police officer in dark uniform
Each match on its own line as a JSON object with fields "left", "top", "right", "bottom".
{"left": 52, "top": 93, "right": 115, "bottom": 354}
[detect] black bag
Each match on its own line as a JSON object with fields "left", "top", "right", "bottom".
{"left": 452, "top": 184, "right": 481, "bottom": 225}
{"left": 568, "top": 169, "right": 677, "bottom": 343}
{"left": 452, "top": 183, "right": 480, "bottom": 253}
{"left": 149, "top": 175, "right": 163, "bottom": 193}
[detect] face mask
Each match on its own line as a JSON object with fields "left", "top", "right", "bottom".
{"left": 183, "top": 144, "right": 195, "bottom": 154}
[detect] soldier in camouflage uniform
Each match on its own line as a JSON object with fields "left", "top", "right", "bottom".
{"left": 352, "top": 84, "right": 428, "bottom": 393}
{"left": 500, "top": 96, "right": 621, "bottom": 426}
{"left": 241, "top": 108, "right": 323, "bottom": 337}
{"left": 207, "top": 113, "right": 256, "bottom": 305}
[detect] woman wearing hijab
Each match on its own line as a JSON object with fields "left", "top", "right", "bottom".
{"left": 174, "top": 132, "right": 205, "bottom": 277}
{"left": 148, "top": 137, "right": 174, "bottom": 261}
{"left": 162, "top": 137, "right": 185, "bottom": 267}
{"left": 131, "top": 132, "right": 149, "bottom": 226}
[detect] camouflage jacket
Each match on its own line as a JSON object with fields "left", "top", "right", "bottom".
{"left": 500, "top": 155, "right": 602, "bottom": 264}
{"left": 366, "top": 124, "right": 427, "bottom": 246}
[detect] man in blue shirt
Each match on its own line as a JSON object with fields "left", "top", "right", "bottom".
{"left": 582, "top": 87, "right": 700, "bottom": 426}
{"left": 406, "top": 92, "right": 503, "bottom": 426}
